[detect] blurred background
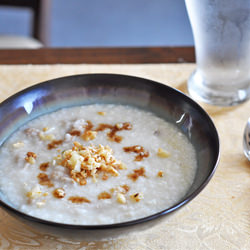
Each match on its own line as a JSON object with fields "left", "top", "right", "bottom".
{"left": 0, "top": 0, "right": 194, "bottom": 48}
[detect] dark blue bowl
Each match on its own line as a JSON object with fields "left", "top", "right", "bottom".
{"left": 0, "top": 74, "right": 219, "bottom": 240}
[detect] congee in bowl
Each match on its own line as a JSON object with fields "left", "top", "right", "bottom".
{"left": 0, "top": 104, "right": 197, "bottom": 225}
{"left": 0, "top": 74, "right": 219, "bottom": 233}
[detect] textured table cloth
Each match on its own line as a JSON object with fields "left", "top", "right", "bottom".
{"left": 0, "top": 64, "right": 249, "bottom": 250}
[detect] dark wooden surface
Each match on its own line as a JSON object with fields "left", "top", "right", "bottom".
{"left": 0, "top": 47, "right": 195, "bottom": 64}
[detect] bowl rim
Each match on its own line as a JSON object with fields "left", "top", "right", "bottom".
{"left": 0, "top": 73, "right": 220, "bottom": 230}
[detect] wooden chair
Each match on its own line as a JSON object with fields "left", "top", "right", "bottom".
{"left": 0, "top": 0, "right": 51, "bottom": 47}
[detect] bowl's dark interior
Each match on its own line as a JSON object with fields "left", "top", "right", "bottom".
{"left": 0, "top": 73, "right": 219, "bottom": 229}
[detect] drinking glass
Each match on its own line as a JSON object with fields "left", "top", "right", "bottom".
{"left": 185, "top": 0, "right": 250, "bottom": 106}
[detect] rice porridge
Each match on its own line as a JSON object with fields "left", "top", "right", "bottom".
{"left": 0, "top": 104, "right": 197, "bottom": 225}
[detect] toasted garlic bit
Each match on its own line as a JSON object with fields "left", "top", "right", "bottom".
{"left": 121, "top": 184, "right": 130, "bottom": 194}
{"left": 110, "top": 122, "right": 132, "bottom": 143}
{"left": 118, "top": 163, "right": 127, "bottom": 170}
{"left": 25, "top": 152, "right": 37, "bottom": 164}
{"left": 37, "top": 173, "right": 54, "bottom": 187}
{"left": 157, "top": 148, "right": 170, "bottom": 158}
{"left": 53, "top": 188, "right": 66, "bottom": 199}
{"left": 39, "top": 162, "right": 50, "bottom": 171}
{"left": 157, "top": 171, "right": 164, "bottom": 177}
{"left": 117, "top": 193, "right": 126, "bottom": 204}
{"left": 72, "top": 141, "right": 81, "bottom": 149}
{"left": 26, "top": 185, "right": 42, "bottom": 199}
{"left": 102, "top": 173, "right": 109, "bottom": 181}
{"left": 69, "top": 130, "right": 81, "bottom": 136}
{"left": 68, "top": 196, "right": 90, "bottom": 204}
{"left": 27, "top": 157, "right": 35, "bottom": 164}
{"left": 82, "top": 130, "right": 97, "bottom": 141}
{"left": 98, "top": 191, "right": 112, "bottom": 200}
{"left": 97, "top": 111, "right": 106, "bottom": 116}
{"left": 13, "top": 142, "right": 24, "bottom": 148}
{"left": 42, "top": 127, "right": 49, "bottom": 132}
{"left": 110, "top": 184, "right": 130, "bottom": 195}
{"left": 130, "top": 192, "right": 143, "bottom": 202}
{"left": 127, "top": 167, "right": 146, "bottom": 182}
{"left": 47, "top": 140, "right": 63, "bottom": 150}
{"left": 81, "top": 121, "right": 96, "bottom": 141}
{"left": 61, "top": 142, "right": 125, "bottom": 185}
{"left": 26, "top": 152, "right": 37, "bottom": 158}
{"left": 95, "top": 122, "right": 132, "bottom": 143}
{"left": 39, "top": 132, "right": 55, "bottom": 141}
{"left": 123, "top": 145, "right": 149, "bottom": 161}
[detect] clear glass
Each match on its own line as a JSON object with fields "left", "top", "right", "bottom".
{"left": 185, "top": 0, "right": 250, "bottom": 106}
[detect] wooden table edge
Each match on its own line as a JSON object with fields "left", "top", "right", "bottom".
{"left": 0, "top": 46, "right": 195, "bottom": 64}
